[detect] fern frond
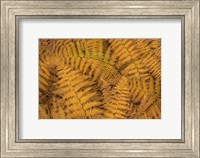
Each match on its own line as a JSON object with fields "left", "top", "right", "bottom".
{"left": 141, "top": 51, "right": 161, "bottom": 79}
{"left": 103, "top": 76, "right": 130, "bottom": 119}
{"left": 128, "top": 76, "right": 161, "bottom": 119}
{"left": 39, "top": 39, "right": 161, "bottom": 119}
{"left": 39, "top": 39, "right": 56, "bottom": 57}
{"left": 64, "top": 53, "right": 121, "bottom": 88}
{"left": 108, "top": 39, "right": 151, "bottom": 79}
{"left": 39, "top": 104, "right": 50, "bottom": 119}
{"left": 139, "top": 98, "right": 161, "bottom": 119}
{"left": 51, "top": 39, "right": 119, "bottom": 88}
{"left": 51, "top": 97, "right": 66, "bottom": 119}
{"left": 54, "top": 64, "right": 103, "bottom": 119}
{"left": 109, "top": 39, "right": 161, "bottom": 80}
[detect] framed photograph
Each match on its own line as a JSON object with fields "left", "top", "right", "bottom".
{"left": 1, "top": 0, "right": 199, "bottom": 157}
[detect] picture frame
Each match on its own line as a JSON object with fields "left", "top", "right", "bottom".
{"left": 0, "top": 0, "right": 199, "bottom": 157}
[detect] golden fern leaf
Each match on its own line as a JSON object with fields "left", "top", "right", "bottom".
{"left": 136, "top": 95, "right": 155, "bottom": 115}
{"left": 39, "top": 104, "right": 50, "bottom": 119}
{"left": 108, "top": 39, "right": 161, "bottom": 80}
{"left": 39, "top": 39, "right": 56, "bottom": 57}
{"left": 129, "top": 78, "right": 145, "bottom": 103}
{"left": 108, "top": 39, "right": 151, "bottom": 79}
{"left": 148, "top": 39, "right": 161, "bottom": 58}
{"left": 54, "top": 64, "right": 103, "bottom": 119}
{"left": 39, "top": 53, "right": 65, "bottom": 118}
{"left": 155, "top": 77, "right": 161, "bottom": 97}
{"left": 51, "top": 97, "right": 66, "bottom": 119}
{"left": 103, "top": 76, "right": 130, "bottom": 119}
{"left": 39, "top": 39, "right": 161, "bottom": 119}
{"left": 48, "top": 40, "right": 120, "bottom": 96}
{"left": 53, "top": 40, "right": 72, "bottom": 60}
{"left": 128, "top": 76, "right": 161, "bottom": 119}
{"left": 84, "top": 39, "right": 104, "bottom": 60}
{"left": 62, "top": 40, "right": 121, "bottom": 87}
{"left": 85, "top": 108, "right": 104, "bottom": 119}
{"left": 140, "top": 98, "right": 161, "bottom": 119}
{"left": 129, "top": 76, "right": 159, "bottom": 102}
{"left": 141, "top": 51, "right": 161, "bottom": 79}
{"left": 39, "top": 58, "right": 52, "bottom": 104}
{"left": 148, "top": 76, "right": 155, "bottom": 94}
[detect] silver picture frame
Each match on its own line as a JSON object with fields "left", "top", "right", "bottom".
{"left": 1, "top": 0, "right": 199, "bottom": 157}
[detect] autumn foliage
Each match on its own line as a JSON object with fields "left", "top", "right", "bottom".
{"left": 39, "top": 39, "right": 161, "bottom": 119}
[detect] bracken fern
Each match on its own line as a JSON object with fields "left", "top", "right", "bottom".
{"left": 39, "top": 39, "right": 161, "bottom": 119}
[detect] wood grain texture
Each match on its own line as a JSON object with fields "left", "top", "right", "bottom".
{"left": 0, "top": 0, "right": 199, "bottom": 157}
